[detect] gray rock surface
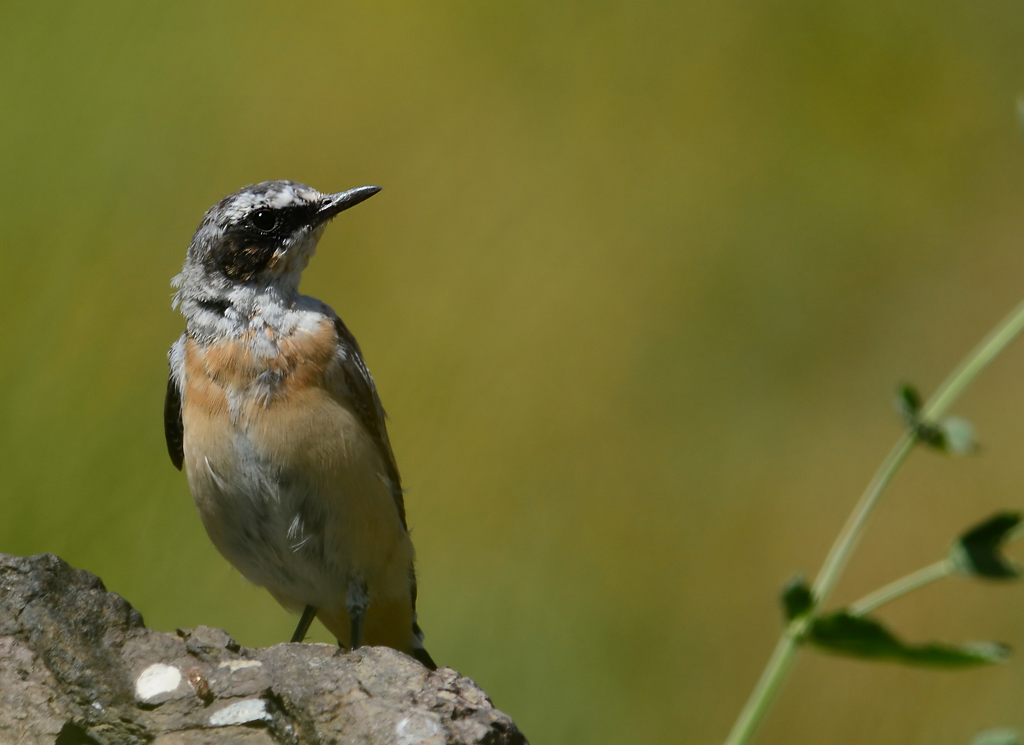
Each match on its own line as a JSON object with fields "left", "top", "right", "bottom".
{"left": 0, "top": 553, "right": 527, "bottom": 745}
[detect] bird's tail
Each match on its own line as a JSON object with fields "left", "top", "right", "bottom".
{"left": 411, "top": 619, "right": 437, "bottom": 670}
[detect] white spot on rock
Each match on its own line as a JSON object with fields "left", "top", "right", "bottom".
{"left": 135, "top": 664, "right": 182, "bottom": 701}
{"left": 217, "top": 659, "right": 262, "bottom": 671}
{"left": 209, "top": 698, "right": 271, "bottom": 727}
{"left": 395, "top": 714, "right": 444, "bottom": 744}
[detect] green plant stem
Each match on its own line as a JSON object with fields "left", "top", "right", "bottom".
{"left": 723, "top": 619, "right": 808, "bottom": 745}
{"left": 847, "top": 515, "right": 1024, "bottom": 617}
{"left": 847, "top": 559, "right": 954, "bottom": 617}
{"left": 723, "top": 297, "right": 1024, "bottom": 745}
{"left": 810, "top": 433, "right": 917, "bottom": 601}
{"left": 921, "top": 299, "right": 1024, "bottom": 422}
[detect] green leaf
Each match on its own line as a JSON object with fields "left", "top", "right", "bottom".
{"left": 937, "top": 416, "right": 978, "bottom": 455}
{"left": 780, "top": 575, "right": 813, "bottom": 621}
{"left": 897, "top": 383, "right": 923, "bottom": 421}
{"left": 972, "top": 729, "right": 1020, "bottom": 745}
{"left": 949, "top": 512, "right": 1022, "bottom": 579}
{"left": 914, "top": 421, "right": 947, "bottom": 449}
{"left": 911, "top": 415, "right": 978, "bottom": 454}
{"left": 808, "top": 612, "right": 1009, "bottom": 668}
{"left": 894, "top": 383, "right": 978, "bottom": 454}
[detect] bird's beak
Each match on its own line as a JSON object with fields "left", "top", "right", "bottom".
{"left": 316, "top": 186, "right": 382, "bottom": 222}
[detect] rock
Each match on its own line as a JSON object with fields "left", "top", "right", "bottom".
{"left": 0, "top": 553, "right": 528, "bottom": 745}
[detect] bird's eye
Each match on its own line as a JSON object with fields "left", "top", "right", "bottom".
{"left": 250, "top": 209, "right": 278, "bottom": 233}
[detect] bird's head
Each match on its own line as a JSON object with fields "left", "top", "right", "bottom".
{"left": 173, "top": 180, "right": 380, "bottom": 305}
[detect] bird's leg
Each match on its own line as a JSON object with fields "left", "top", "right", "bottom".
{"left": 347, "top": 577, "right": 369, "bottom": 650}
{"left": 291, "top": 604, "right": 317, "bottom": 643}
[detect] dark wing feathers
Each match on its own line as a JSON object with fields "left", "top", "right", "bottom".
{"left": 333, "top": 317, "right": 430, "bottom": 663}
{"left": 164, "top": 373, "right": 184, "bottom": 471}
{"left": 332, "top": 317, "right": 408, "bottom": 532}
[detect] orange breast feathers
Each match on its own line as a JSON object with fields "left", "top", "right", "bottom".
{"left": 184, "top": 319, "right": 338, "bottom": 411}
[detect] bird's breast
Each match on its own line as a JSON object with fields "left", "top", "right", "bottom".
{"left": 178, "top": 320, "right": 411, "bottom": 609}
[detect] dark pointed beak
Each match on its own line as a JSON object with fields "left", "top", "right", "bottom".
{"left": 316, "top": 185, "right": 382, "bottom": 222}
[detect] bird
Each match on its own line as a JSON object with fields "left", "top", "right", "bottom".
{"left": 164, "top": 180, "right": 435, "bottom": 669}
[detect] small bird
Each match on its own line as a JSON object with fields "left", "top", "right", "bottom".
{"left": 164, "top": 180, "right": 434, "bottom": 669}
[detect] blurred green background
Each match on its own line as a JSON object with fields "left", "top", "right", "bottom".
{"left": 3, "top": 2, "right": 1024, "bottom": 743}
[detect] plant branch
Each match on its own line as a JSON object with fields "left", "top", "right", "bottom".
{"left": 810, "top": 433, "right": 917, "bottom": 602}
{"left": 722, "top": 297, "right": 1024, "bottom": 745}
{"left": 722, "top": 619, "right": 808, "bottom": 745}
{"left": 921, "top": 299, "right": 1024, "bottom": 422}
{"left": 847, "top": 559, "right": 954, "bottom": 617}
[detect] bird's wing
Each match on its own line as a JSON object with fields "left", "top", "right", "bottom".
{"left": 331, "top": 316, "right": 408, "bottom": 532}
{"left": 165, "top": 373, "right": 185, "bottom": 471}
{"left": 165, "top": 335, "right": 186, "bottom": 471}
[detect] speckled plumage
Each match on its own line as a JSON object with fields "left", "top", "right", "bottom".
{"left": 165, "top": 180, "right": 433, "bottom": 668}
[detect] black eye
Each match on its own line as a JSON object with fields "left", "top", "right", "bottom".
{"left": 250, "top": 209, "right": 278, "bottom": 233}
